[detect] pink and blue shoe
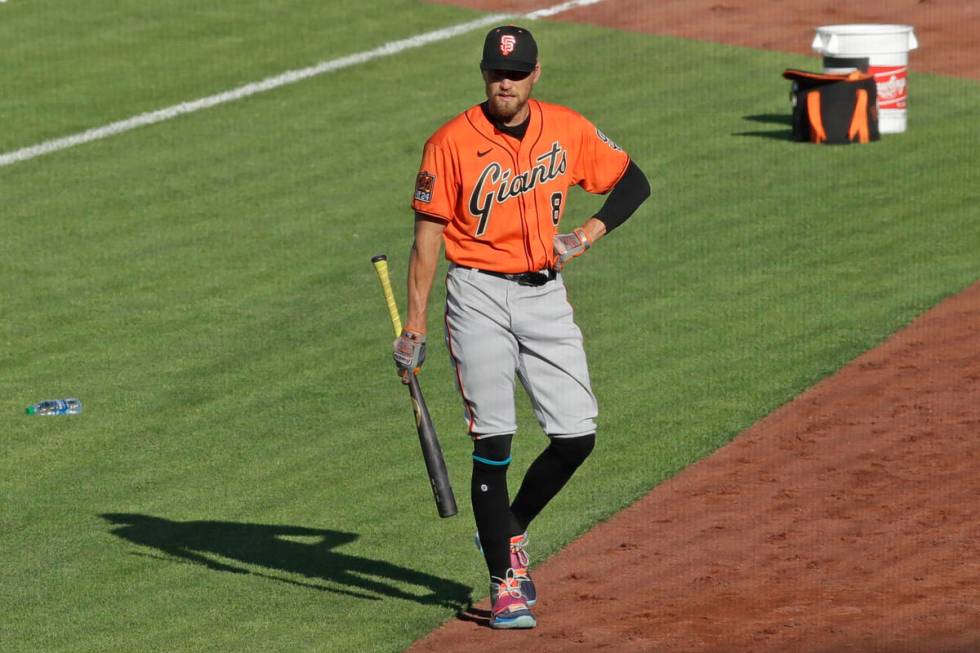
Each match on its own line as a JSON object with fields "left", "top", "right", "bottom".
{"left": 475, "top": 531, "right": 536, "bottom": 606}
{"left": 489, "top": 569, "right": 536, "bottom": 629}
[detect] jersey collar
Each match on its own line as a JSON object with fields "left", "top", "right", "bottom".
{"left": 467, "top": 98, "right": 541, "bottom": 140}
{"left": 468, "top": 99, "right": 543, "bottom": 159}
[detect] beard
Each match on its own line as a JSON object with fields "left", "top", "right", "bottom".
{"left": 488, "top": 94, "right": 525, "bottom": 122}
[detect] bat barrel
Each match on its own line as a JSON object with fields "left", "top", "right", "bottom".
{"left": 408, "top": 374, "right": 458, "bottom": 518}
{"left": 430, "top": 465, "right": 458, "bottom": 518}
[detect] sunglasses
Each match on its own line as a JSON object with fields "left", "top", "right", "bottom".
{"left": 483, "top": 68, "right": 533, "bottom": 82}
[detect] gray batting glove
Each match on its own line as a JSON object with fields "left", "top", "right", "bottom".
{"left": 393, "top": 331, "right": 426, "bottom": 382}
{"left": 553, "top": 227, "right": 591, "bottom": 271}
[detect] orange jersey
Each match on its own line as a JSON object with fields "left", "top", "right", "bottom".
{"left": 411, "top": 99, "right": 629, "bottom": 273}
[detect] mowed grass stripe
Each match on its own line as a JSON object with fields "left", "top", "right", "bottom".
{"left": 0, "top": 0, "right": 603, "bottom": 167}
{"left": 2, "top": 17, "right": 979, "bottom": 653}
{"left": 0, "top": 0, "right": 495, "bottom": 153}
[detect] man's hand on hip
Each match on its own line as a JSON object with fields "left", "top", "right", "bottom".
{"left": 553, "top": 227, "right": 591, "bottom": 271}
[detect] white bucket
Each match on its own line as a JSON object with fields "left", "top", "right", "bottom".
{"left": 812, "top": 24, "right": 918, "bottom": 134}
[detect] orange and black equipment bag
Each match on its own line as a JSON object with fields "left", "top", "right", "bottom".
{"left": 782, "top": 69, "right": 880, "bottom": 144}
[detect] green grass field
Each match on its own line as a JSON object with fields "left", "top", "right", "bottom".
{"left": 2, "top": 1, "right": 978, "bottom": 651}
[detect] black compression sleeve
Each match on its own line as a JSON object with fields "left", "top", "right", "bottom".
{"left": 594, "top": 160, "right": 650, "bottom": 233}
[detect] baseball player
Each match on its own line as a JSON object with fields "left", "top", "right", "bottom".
{"left": 393, "top": 25, "right": 650, "bottom": 629}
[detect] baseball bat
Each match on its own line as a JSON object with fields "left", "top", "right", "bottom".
{"left": 371, "top": 254, "right": 458, "bottom": 519}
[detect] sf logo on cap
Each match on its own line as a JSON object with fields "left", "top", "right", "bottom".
{"left": 500, "top": 34, "right": 516, "bottom": 56}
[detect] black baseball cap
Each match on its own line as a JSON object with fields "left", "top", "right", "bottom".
{"left": 480, "top": 25, "right": 538, "bottom": 73}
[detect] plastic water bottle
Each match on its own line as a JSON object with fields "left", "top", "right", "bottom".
{"left": 25, "top": 398, "right": 83, "bottom": 415}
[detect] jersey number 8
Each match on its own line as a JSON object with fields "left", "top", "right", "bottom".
{"left": 550, "top": 192, "right": 563, "bottom": 226}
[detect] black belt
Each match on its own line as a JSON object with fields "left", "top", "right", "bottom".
{"left": 462, "top": 266, "right": 557, "bottom": 287}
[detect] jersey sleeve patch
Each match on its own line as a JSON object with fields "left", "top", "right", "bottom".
{"left": 414, "top": 171, "right": 436, "bottom": 203}
{"left": 596, "top": 128, "right": 622, "bottom": 152}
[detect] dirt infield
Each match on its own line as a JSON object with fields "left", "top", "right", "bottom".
{"left": 411, "top": 2, "right": 980, "bottom": 651}
{"left": 412, "top": 283, "right": 980, "bottom": 652}
{"left": 431, "top": 0, "right": 980, "bottom": 79}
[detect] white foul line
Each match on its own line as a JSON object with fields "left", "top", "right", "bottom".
{"left": 0, "top": 0, "right": 603, "bottom": 169}
{"left": 526, "top": 0, "right": 601, "bottom": 19}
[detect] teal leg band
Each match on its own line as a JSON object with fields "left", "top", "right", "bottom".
{"left": 472, "top": 454, "right": 512, "bottom": 466}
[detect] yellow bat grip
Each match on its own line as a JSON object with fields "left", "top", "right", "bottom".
{"left": 372, "top": 255, "right": 403, "bottom": 338}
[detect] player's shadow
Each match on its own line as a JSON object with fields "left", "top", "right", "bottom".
{"left": 456, "top": 606, "right": 492, "bottom": 628}
{"left": 734, "top": 113, "right": 795, "bottom": 140}
{"left": 101, "top": 513, "right": 471, "bottom": 610}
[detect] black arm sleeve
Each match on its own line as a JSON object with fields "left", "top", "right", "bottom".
{"left": 594, "top": 160, "right": 650, "bottom": 233}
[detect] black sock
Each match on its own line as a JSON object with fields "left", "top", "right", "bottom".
{"left": 471, "top": 435, "right": 514, "bottom": 580}
{"left": 511, "top": 433, "right": 595, "bottom": 534}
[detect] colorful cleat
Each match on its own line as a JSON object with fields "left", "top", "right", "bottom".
{"left": 474, "top": 531, "right": 536, "bottom": 606}
{"left": 489, "top": 569, "right": 536, "bottom": 629}
{"left": 508, "top": 532, "right": 536, "bottom": 606}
